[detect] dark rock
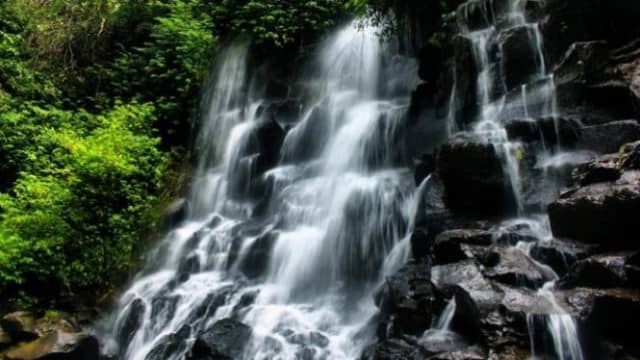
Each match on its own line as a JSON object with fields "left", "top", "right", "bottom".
{"left": 145, "top": 326, "right": 191, "bottom": 360}
{"left": 620, "top": 140, "right": 640, "bottom": 170}
{"left": 577, "top": 120, "right": 640, "bottom": 154}
{"left": 530, "top": 239, "right": 593, "bottom": 275}
{"left": 160, "top": 198, "right": 189, "bottom": 230}
{"left": 414, "top": 153, "right": 436, "bottom": 186}
{"left": 4, "top": 333, "right": 100, "bottom": 360}
{"left": 361, "top": 338, "right": 424, "bottom": 360}
{"left": 425, "top": 345, "right": 486, "bottom": 360}
{"left": 436, "top": 134, "right": 516, "bottom": 217}
{"left": 117, "top": 299, "right": 145, "bottom": 351}
{"left": 432, "top": 260, "right": 503, "bottom": 310}
{"left": 375, "top": 261, "right": 439, "bottom": 336}
{"left": 482, "top": 247, "right": 551, "bottom": 289}
{"left": 1, "top": 312, "right": 38, "bottom": 343}
{"left": 548, "top": 177, "right": 640, "bottom": 248}
{"left": 554, "top": 41, "right": 610, "bottom": 85}
{"left": 433, "top": 230, "right": 493, "bottom": 265}
{"left": 177, "top": 255, "right": 201, "bottom": 282}
{"left": 452, "top": 36, "right": 478, "bottom": 128}
{"left": 188, "top": 319, "right": 252, "bottom": 360}
{"left": 559, "top": 253, "right": 639, "bottom": 289}
{"left": 436, "top": 286, "right": 484, "bottom": 343}
{"left": 504, "top": 117, "right": 581, "bottom": 147}
{"left": 565, "top": 288, "right": 640, "bottom": 351}
{"left": 238, "top": 231, "right": 278, "bottom": 279}
{"left": 571, "top": 153, "right": 621, "bottom": 186}
{"left": 500, "top": 26, "right": 542, "bottom": 91}
{"left": 410, "top": 228, "right": 432, "bottom": 261}
{"left": 309, "top": 332, "right": 329, "bottom": 348}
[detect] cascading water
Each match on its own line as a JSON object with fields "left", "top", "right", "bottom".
{"left": 453, "top": 0, "right": 585, "bottom": 359}
{"left": 99, "top": 23, "right": 419, "bottom": 360}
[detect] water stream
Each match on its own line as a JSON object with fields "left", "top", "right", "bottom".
{"left": 100, "top": 23, "right": 419, "bottom": 360}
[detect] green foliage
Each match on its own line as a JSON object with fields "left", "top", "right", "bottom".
{"left": 0, "top": 0, "right": 362, "bottom": 307}
{"left": 211, "top": 0, "right": 351, "bottom": 48}
{"left": 0, "top": 104, "right": 166, "bottom": 301}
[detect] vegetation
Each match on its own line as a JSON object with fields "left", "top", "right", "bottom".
{"left": 0, "top": 0, "right": 356, "bottom": 308}
{"left": 0, "top": 0, "right": 459, "bottom": 308}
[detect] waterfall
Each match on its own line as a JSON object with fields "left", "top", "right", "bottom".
{"left": 455, "top": 0, "right": 585, "bottom": 358}
{"left": 99, "top": 22, "right": 419, "bottom": 360}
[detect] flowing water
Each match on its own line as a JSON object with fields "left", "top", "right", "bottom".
{"left": 100, "top": 24, "right": 419, "bottom": 360}
{"left": 454, "top": 0, "right": 585, "bottom": 359}
{"left": 100, "top": 1, "right": 587, "bottom": 359}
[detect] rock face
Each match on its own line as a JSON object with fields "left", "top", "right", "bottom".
{"left": 0, "top": 311, "right": 99, "bottom": 360}
{"left": 548, "top": 145, "right": 640, "bottom": 248}
{"left": 437, "top": 134, "right": 516, "bottom": 217}
{"left": 188, "top": 319, "right": 252, "bottom": 360}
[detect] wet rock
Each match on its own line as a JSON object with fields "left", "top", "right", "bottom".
{"left": 145, "top": 325, "right": 191, "bottom": 360}
{"left": 432, "top": 260, "right": 503, "bottom": 310}
{"left": 238, "top": 231, "right": 278, "bottom": 278}
{"left": 0, "top": 328, "right": 11, "bottom": 350}
{"left": 426, "top": 345, "right": 486, "bottom": 360}
{"left": 253, "top": 118, "right": 286, "bottom": 175}
{"left": 559, "top": 253, "right": 640, "bottom": 289}
{"left": 117, "top": 298, "right": 146, "bottom": 351}
{"left": 1, "top": 312, "right": 38, "bottom": 342}
{"left": 504, "top": 117, "right": 581, "bottom": 147}
{"left": 375, "top": 261, "right": 439, "bottom": 336}
{"left": 566, "top": 288, "right": 640, "bottom": 351}
{"left": 177, "top": 255, "right": 201, "bottom": 282}
{"left": 160, "top": 198, "right": 189, "bottom": 231}
{"left": 577, "top": 120, "right": 640, "bottom": 154}
{"left": 619, "top": 140, "right": 640, "bottom": 170}
{"left": 530, "top": 239, "right": 593, "bottom": 275}
{"left": 361, "top": 338, "right": 423, "bottom": 360}
{"left": 4, "top": 332, "right": 99, "bottom": 360}
{"left": 414, "top": 153, "right": 436, "bottom": 186}
{"left": 452, "top": 36, "right": 478, "bottom": 127}
{"left": 437, "top": 286, "right": 484, "bottom": 343}
{"left": 309, "top": 332, "right": 329, "bottom": 348}
{"left": 433, "top": 230, "right": 493, "bottom": 265}
{"left": 483, "top": 247, "right": 551, "bottom": 289}
{"left": 548, "top": 177, "right": 640, "bottom": 248}
{"left": 188, "top": 319, "right": 252, "bottom": 360}
{"left": 411, "top": 228, "right": 433, "bottom": 261}
{"left": 554, "top": 41, "right": 611, "bottom": 85}
{"left": 500, "top": 26, "right": 541, "bottom": 91}
{"left": 437, "top": 134, "right": 516, "bottom": 217}
{"left": 570, "top": 153, "right": 621, "bottom": 186}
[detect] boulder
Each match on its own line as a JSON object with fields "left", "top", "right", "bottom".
{"left": 375, "top": 261, "right": 439, "bottom": 337}
{"left": 188, "top": 319, "right": 252, "bottom": 360}
{"left": 619, "top": 140, "right": 640, "bottom": 170}
{"left": 432, "top": 260, "right": 503, "bottom": 310}
{"left": 548, "top": 175, "right": 640, "bottom": 248}
{"left": 432, "top": 229, "right": 493, "bottom": 265}
{"left": 4, "top": 332, "right": 99, "bottom": 360}
{"left": 145, "top": 325, "right": 191, "bottom": 360}
{"left": 360, "top": 338, "right": 423, "bottom": 360}
{"left": 238, "top": 231, "right": 278, "bottom": 279}
{"left": 1, "top": 328, "right": 11, "bottom": 350}
{"left": 577, "top": 120, "right": 640, "bottom": 154}
{"left": 570, "top": 153, "right": 621, "bottom": 186}
{"left": 530, "top": 239, "right": 593, "bottom": 275}
{"left": 482, "top": 247, "right": 552, "bottom": 289}
{"left": 116, "top": 298, "right": 146, "bottom": 351}
{"left": 160, "top": 198, "right": 189, "bottom": 231}
{"left": 504, "top": 117, "right": 581, "bottom": 147}
{"left": 1, "top": 312, "right": 38, "bottom": 342}
{"left": 436, "top": 134, "right": 516, "bottom": 217}
{"left": 559, "top": 253, "right": 640, "bottom": 289}
{"left": 436, "top": 286, "right": 484, "bottom": 343}
{"left": 500, "top": 26, "right": 542, "bottom": 91}
{"left": 565, "top": 288, "right": 640, "bottom": 351}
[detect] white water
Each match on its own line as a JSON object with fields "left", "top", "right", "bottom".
{"left": 456, "top": 0, "right": 585, "bottom": 359}
{"left": 100, "top": 23, "right": 420, "bottom": 360}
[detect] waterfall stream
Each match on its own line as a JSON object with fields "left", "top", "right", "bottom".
{"left": 99, "top": 1, "right": 590, "bottom": 359}
{"left": 100, "top": 24, "right": 419, "bottom": 360}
